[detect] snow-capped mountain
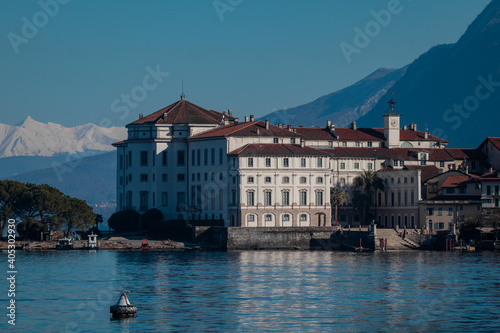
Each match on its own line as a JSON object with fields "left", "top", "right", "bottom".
{"left": 0, "top": 116, "right": 126, "bottom": 158}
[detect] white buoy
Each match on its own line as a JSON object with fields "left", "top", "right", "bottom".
{"left": 110, "top": 291, "right": 137, "bottom": 318}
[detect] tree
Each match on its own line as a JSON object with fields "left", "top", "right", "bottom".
{"left": 459, "top": 213, "right": 483, "bottom": 241}
{"left": 60, "top": 196, "right": 96, "bottom": 237}
{"left": 141, "top": 209, "right": 164, "bottom": 231}
{"left": 352, "top": 170, "right": 385, "bottom": 224}
{"left": 330, "top": 187, "right": 349, "bottom": 224}
{"left": 108, "top": 210, "right": 140, "bottom": 233}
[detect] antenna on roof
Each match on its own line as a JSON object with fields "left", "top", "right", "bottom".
{"left": 180, "top": 80, "right": 186, "bottom": 100}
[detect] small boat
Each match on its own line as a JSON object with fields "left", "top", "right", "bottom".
{"left": 83, "top": 233, "right": 99, "bottom": 250}
{"left": 56, "top": 238, "right": 74, "bottom": 250}
{"left": 141, "top": 239, "right": 150, "bottom": 250}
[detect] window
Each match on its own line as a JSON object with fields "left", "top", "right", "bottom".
{"left": 411, "top": 177, "right": 414, "bottom": 184}
{"left": 248, "top": 177, "right": 254, "bottom": 184}
{"left": 266, "top": 158, "right": 271, "bottom": 167}
{"left": 342, "top": 142, "right": 347, "bottom": 147}
{"left": 354, "top": 162, "right": 360, "bottom": 169}
{"left": 291, "top": 138, "right": 296, "bottom": 144}
{"left": 247, "top": 192, "right": 255, "bottom": 206}
{"left": 265, "top": 214, "right": 272, "bottom": 221}
{"left": 211, "top": 148, "right": 215, "bottom": 165}
{"left": 300, "top": 214, "right": 307, "bottom": 221}
{"left": 440, "top": 161, "right": 445, "bottom": 167}
{"left": 162, "top": 174, "right": 168, "bottom": 182}
{"left": 176, "top": 192, "right": 186, "bottom": 211}
{"left": 204, "top": 149, "right": 208, "bottom": 165}
{"left": 191, "top": 150, "right": 195, "bottom": 166}
{"left": 340, "top": 178, "right": 346, "bottom": 186}
{"left": 317, "top": 177, "right": 323, "bottom": 184}
{"left": 340, "top": 162, "right": 346, "bottom": 170}
{"left": 265, "top": 191, "right": 272, "bottom": 206}
{"left": 368, "top": 163, "right": 373, "bottom": 170}
{"left": 219, "top": 148, "right": 223, "bottom": 165}
{"left": 128, "top": 151, "right": 132, "bottom": 166}
{"left": 231, "top": 190, "right": 236, "bottom": 205}
{"left": 283, "top": 214, "right": 290, "bottom": 221}
{"left": 300, "top": 191, "right": 307, "bottom": 205}
{"left": 427, "top": 208, "right": 434, "bottom": 215}
{"left": 140, "top": 151, "right": 148, "bottom": 166}
{"left": 301, "top": 158, "right": 306, "bottom": 168}
{"left": 140, "top": 191, "right": 149, "bottom": 211}
{"left": 404, "top": 177, "right": 407, "bottom": 184}
{"left": 119, "top": 155, "right": 123, "bottom": 170}
{"left": 446, "top": 188, "right": 455, "bottom": 194}
{"left": 496, "top": 185, "right": 499, "bottom": 195}
{"left": 300, "top": 177, "right": 307, "bottom": 184}
{"left": 177, "top": 151, "right": 185, "bottom": 166}
{"left": 282, "top": 191, "right": 290, "bottom": 206}
{"left": 367, "top": 142, "right": 372, "bottom": 147}
{"left": 283, "top": 176, "right": 290, "bottom": 184}
{"left": 394, "top": 160, "right": 399, "bottom": 167}
{"left": 265, "top": 177, "right": 272, "bottom": 183}
{"left": 448, "top": 207, "right": 453, "bottom": 216}
{"left": 438, "top": 207, "right": 443, "bottom": 216}
{"left": 177, "top": 174, "right": 185, "bottom": 182}
{"left": 317, "top": 157, "right": 323, "bottom": 167}
{"left": 248, "top": 158, "right": 254, "bottom": 167}
{"left": 283, "top": 158, "right": 289, "bottom": 167}
{"left": 204, "top": 173, "right": 208, "bottom": 181}
{"left": 140, "top": 174, "right": 148, "bottom": 182}
{"left": 248, "top": 214, "right": 255, "bottom": 222}
{"left": 161, "top": 192, "right": 168, "bottom": 206}
{"left": 119, "top": 176, "right": 123, "bottom": 185}
{"left": 219, "top": 173, "right": 223, "bottom": 181}
{"left": 211, "top": 189, "right": 215, "bottom": 210}
{"left": 487, "top": 185, "right": 491, "bottom": 195}
{"left": 273, "top": 138, "right": 279, "bottom": 143}
{"left": 400, "top": 160, "right": 405, "bottom": 166}
{"left": 411, "top": 190, "right": 415, "bottom": 205}
{"left": 356, "top": 142, "right": 361, "bottom": 147}
{"left": 420, "top": 154, "right": 427, "bottom": 166}
{"left": 316, "top": 191, "right": 323, "bottom": 205}
{"left": 197, "top": 150, "right": 201, "bottom": 166}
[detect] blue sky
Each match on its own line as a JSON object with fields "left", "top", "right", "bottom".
{"left": 0, "top": 0, "right": 491, "bottom": 128}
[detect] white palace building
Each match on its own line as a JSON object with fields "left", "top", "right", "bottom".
{"left": 113, "top": 96, "right": 490, "bottom": 229}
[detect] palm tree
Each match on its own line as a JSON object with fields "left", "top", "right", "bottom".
{"left": 352, "top": 170, "right": 385, "bottom": 224}
{"left": 330, "top": 187, "right": 349, "bottom": 225}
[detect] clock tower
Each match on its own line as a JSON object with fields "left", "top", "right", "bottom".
{"left": 383, "top": 97, "right": 401, "bottom": 148}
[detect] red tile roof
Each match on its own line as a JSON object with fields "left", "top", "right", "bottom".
{"left": 404, "top": 165, "right": 440, "bottom": 182}
{"left": 129, "top": 99, "right": 229, "bottom": 125}
{"left": 445, "top": 148, "right": 486, "bottom": 160}
{"left": 399, "top": 129, "right": 448, "bottom": 143}
{"left": 334, "top": 128, "right": 386, "bottom": 141}
{"left": 189, "top": 121, "right": 301, "bottom": 140}
{"left": 442, "top": 175, "right": 469, "bottom": 188}
{"left": 112, "top": 140, "right": 126, "bottom": 146}
{"left": 229, "top": 144, "right": 329, "bottom": 156}
{"left": 293, "top": 127, "right": 335, "bottom": 140}
{"left": 319, "top": 148, "right": 376, "bottom": 158}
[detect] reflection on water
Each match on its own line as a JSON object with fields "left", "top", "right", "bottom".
{"left": 3, "top": 251, "right": 500, "bottom": 332}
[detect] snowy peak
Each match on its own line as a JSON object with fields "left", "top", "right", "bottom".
{"left": 0, "top": 117, "right": 126, "bottom": 158}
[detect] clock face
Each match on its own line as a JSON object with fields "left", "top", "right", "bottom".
{"left": 390, "top": 119, "right": 397, "bottom": 127}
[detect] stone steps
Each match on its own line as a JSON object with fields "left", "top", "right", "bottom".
{"left": 376, "top": 229, "right": 419, "bottom": 251}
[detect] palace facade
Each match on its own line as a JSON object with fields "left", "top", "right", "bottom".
{"left": 113, "top": 96, "right": 493, "bottom": 229}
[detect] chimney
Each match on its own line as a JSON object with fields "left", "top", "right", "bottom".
{"left": 234, "top": 117, "right": 239, "bottom": 125}
{"left": 250, "top": 114, "right": 255, "bottom": 122}
{"left": 256, "top": 128, "right": 260, "bottom": 135}
{"left": 424, "top": 132, "right": 428, "bottom": 139}
{"left": 228, "top": 109, "right": 232, "bottom": 116}
{"left": 287, "top": 124, "right": 292, "bottom": 131}
{"left": 299, "top": 125, "right": 304, "bottom": 128}
{"left": 300, "top": 139, "right": 305, "bottom": 147}
{"left": 244, "top": 116, "right": 249, "bottom": 122}
{"left": 139, "top": 113, "right": 143, "bottom": 119}
{"left": 403, "top": 125, "right": 407, "bottom": 130}
{"left": 351, "top": 121, "right": 357, "bottom": 130}
{"left": 452, "top": 163, "right": 456, "bottom": 170}
{"left": 490, "top": 166, "right": 494, "bottom": 174}
{"left": 265, "top": 118, "right": 269, "bottom": 130}
{"left": 162, "top": 112, "right": 167, "bottom": 121}
{"left": 413, "top": 124, "right": 417, "bottom": 132}
{"left": 327, "top": 120, "right": 331, "bottom": 127}
{"left": 464, "top": 165, "right": 469, "bottom": 174}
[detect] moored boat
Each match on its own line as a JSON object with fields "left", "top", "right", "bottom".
{"left": 55, "top": 238, "right": 74, "bottom": 250}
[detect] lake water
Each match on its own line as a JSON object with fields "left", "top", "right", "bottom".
{"left": 2, "top": 250, "right": 500, "bottom": 332}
